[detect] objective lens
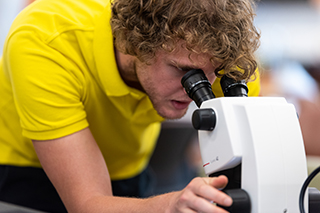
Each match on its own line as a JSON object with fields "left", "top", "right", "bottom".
{"left": 181, "top": 69, "right": 215, "bottom": 107}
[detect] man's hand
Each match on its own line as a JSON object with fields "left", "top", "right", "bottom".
{"left": 168, "top": 175, "right": 232, "bottom": 213}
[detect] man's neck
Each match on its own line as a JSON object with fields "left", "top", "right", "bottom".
{"left": 114, "top": 47, "right": 145, "bottom": 92}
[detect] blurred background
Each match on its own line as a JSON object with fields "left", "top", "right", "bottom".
{"left": 256, "top": 0, "right": 320, "bottom": 189}
{"left": 1, "top": 0, "right": 320, "bottom": 194}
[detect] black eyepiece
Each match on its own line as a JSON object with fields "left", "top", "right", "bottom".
{"left": 220, "top": 75, "right": 248, "bottom": 97}
{"left": 181, "top": 69, "right": 215, "bottom": 107}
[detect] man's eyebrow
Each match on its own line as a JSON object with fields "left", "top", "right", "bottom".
{"left": 170, "top": 61, "right": 198, "bottom": 71}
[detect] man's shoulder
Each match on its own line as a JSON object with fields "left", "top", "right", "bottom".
{"left": 7, "top": 0, "right": 110, "bottom": 41}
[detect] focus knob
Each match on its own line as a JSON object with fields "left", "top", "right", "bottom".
{"left": 192, "top": 108, "right": 216, "bottom": 131}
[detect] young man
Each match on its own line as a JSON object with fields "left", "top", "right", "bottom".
{"left": 0, "top": 0, "right": 260, "bottom": 212}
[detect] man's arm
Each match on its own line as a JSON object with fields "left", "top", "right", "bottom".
{"left": 33, "top": 127, "right": 232, "bottom": 213}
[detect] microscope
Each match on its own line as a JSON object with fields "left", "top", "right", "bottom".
{"left": 181, "top": 69, "right": 320, "bottom": 213}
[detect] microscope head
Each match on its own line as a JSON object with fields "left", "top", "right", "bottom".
{"left": 181, "top": 69, "right": 249, "bottom": 107}
{"left": 181, "top": 70, "right": 249, "bottom": 131}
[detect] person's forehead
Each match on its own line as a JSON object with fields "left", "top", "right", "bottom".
{"left": 170, "top": 58, "right": 206, "bottom": 70}
{"left": 165, "top": 48, "right": 213, "bottom": 69}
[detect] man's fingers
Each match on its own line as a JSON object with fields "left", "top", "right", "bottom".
{"left": 179, "top": 190, "right": 229, "bottom": 213}
{"left": 204, "top": 175, "right": 229, "bottom": 189}
{"left": 174, "top": 176, "right": 233, "bottom": 212}
{"left": 205, "top": 176, "right": 232, "bottom": 206}
{"left": 188, "top": 176, "right": 232, "bottom": 207}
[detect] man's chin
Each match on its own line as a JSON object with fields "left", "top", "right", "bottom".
{"left": 157, "top": 107, "right": 189, "bottom": 120}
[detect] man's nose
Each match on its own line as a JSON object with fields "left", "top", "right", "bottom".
{"left": 182, "top": 87, "right": 187, "bottom": 95}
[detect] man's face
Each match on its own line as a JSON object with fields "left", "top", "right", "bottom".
{"left": 135, "top": 46, "right": 220, "bottom": 119}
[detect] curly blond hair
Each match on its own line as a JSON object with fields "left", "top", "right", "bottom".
{"left": 110, "top": 0, "right": 260, "bottom": 81}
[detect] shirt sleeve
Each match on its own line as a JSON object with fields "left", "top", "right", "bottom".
{"left": 4, "top": 30, "right": 88, "bottom": 140}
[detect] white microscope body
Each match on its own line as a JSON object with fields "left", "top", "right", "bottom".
{"left": 181, "top": 69, "right": 310, "bottom": 212}
{"left": 197, "top": 96, "right": 309, "bottom": 212}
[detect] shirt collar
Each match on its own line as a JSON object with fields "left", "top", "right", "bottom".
{"left": 93, "top": 3, "right": 145, "bottom": 99}
{"left": 93, "top": 4, "right": 164, "bottom": 123}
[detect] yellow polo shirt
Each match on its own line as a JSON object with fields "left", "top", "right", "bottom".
{"left": 0, "top": 0, "right": 260, "bottom": 180}
{"left": 0, "top": 0, "right": 163, "bottom": 180}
